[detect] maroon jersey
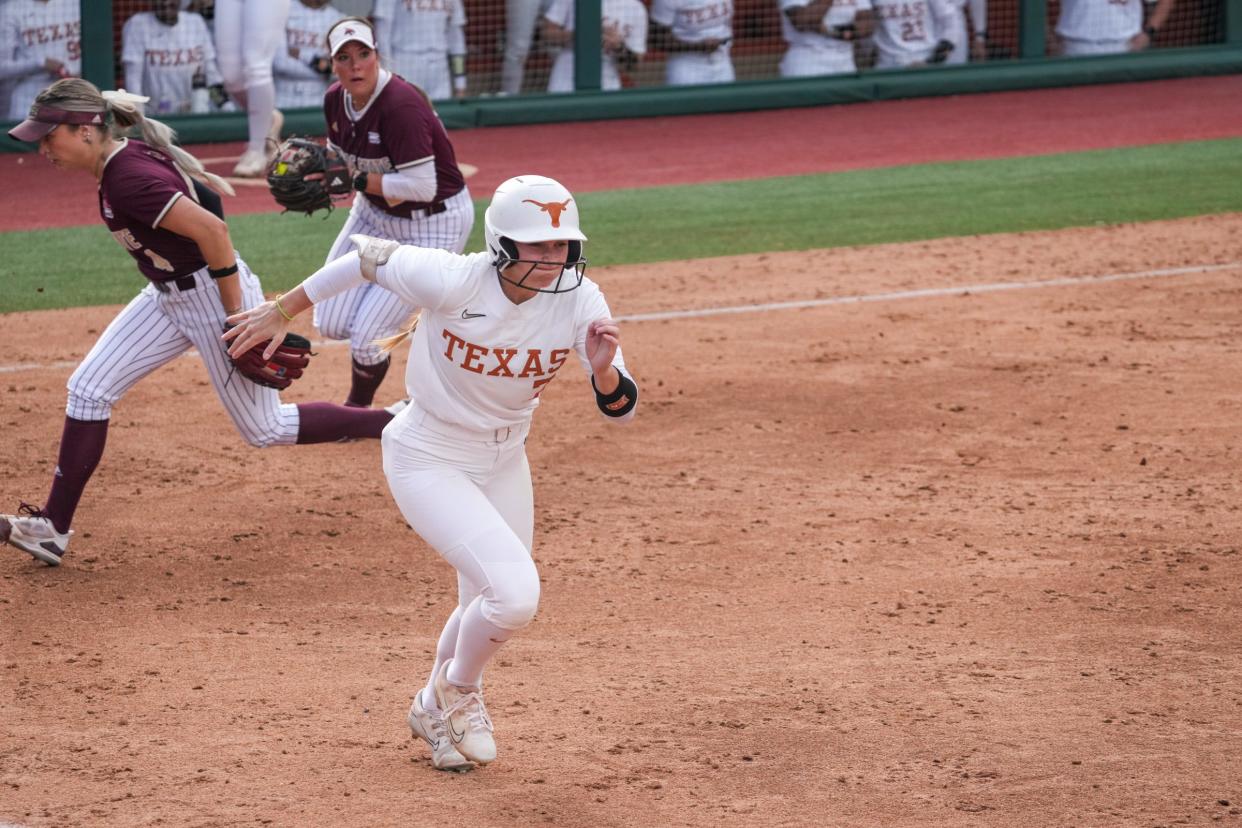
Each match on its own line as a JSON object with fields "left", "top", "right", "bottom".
{"left": 98, "top": 139, "right": 207, "bottom": 282}
{"left": 323, "top": 71, "right": 465, "bottom": 219}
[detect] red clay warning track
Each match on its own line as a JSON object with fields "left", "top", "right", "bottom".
{"left": 1, "top": 74, "right": 1240, "bottom": 232}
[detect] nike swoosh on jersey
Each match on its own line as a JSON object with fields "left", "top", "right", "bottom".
{"left": 461, "top": 310, "right": 486, "bottom": 319}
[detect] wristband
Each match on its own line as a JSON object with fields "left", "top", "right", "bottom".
{"left": 208, "top": 263, "right": 238, "bottom": 279}
{"left": 274, "top": 294, "right": 295, "bottom": 321}
{"left": 353, "top": 171, "right": 369, "bottom": 192}
{"left": 1143, "top": 25, "right": 1158, "bottom": 37}
{"left": 592, "top": 372, "right": 638, "bottom": 418}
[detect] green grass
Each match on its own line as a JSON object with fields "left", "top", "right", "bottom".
{"left": 2, "top": 138, "right": 1241, "bottom": 313}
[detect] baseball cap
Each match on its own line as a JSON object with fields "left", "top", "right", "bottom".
{"left": 7, "top": 103, "right": 104, "bottom": 143}
{"left": 327, "top": 19, "right": 377, "bottom": 57}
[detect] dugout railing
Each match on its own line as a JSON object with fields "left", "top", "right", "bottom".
{"left": 1, "top": 0, "right": 1240, "bottom": 152}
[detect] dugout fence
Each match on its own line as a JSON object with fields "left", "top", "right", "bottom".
{"left": 1, "top": 0, "right": 1240, "bottom": 151}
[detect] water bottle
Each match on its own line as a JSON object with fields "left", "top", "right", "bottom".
{"left": 191, "top": 67, "right": 210, "bottom": 113}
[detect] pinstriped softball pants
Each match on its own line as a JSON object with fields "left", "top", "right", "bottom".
{"left": 313, "top": 188, "right": 474, "bottom": 366}
{"left": 66, "top": 259, "right": 300, "bottom": 447}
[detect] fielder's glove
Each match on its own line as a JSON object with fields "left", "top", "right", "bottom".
{"left": 266, "top": 137, "right": 352, "bottom": 216}
{"left": 226, "top": 325, "right": 313, "bottom": 390}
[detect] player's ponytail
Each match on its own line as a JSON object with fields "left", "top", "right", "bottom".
{"left": 103, "top": 90, "right": 235, "bottom": 197}
{"left": 375, "top": 312, "right": 421, "bottom": 353}
{"left": 33, "top": 79, "right": 235, "bottom": 197}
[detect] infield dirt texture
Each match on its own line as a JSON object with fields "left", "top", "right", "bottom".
{"left": 2, "top": 77, "right": 1241, "bottom": 826}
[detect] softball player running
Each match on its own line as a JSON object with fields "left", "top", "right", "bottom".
{"left": 0, "top": 79, "right": 394, "bottom": 568}
{"left": 372, "top": 0, "right": 468, "bottom": 101}
{"left": 778, "top": 0, "right": 874, "bottom": 78}
{"left": 273, "top": 0, "right": 344, "bottom": 111}
{"left": 1055, "top": 0, "right": 1175, "bottom": 56}
{"left": 121, "top": 0, "right": 221, "bottom": 115}
{"left": 315, "top": 18, "right": 474, "bottom": 409}
{"left": 649, "top": 0, "right": 735, "bottom": 86}
{"left": 225, "top": 175, "right": 639, "bottom": 771}
{"left": 0, "top": 0, "right": 80, "bottom": 120}
{"left": 213, "top": 0, "right": 291, "bottom": 177}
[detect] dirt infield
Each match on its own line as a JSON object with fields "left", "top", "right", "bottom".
{"left": 3, "top": 213, "right": 1241, "bottom": 826}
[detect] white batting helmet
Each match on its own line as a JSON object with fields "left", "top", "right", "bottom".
{"left": 484, "top": 175, "right": 587, "bottom": 293}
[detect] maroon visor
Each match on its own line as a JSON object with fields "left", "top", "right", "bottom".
{"left": 7, "top": 105, "right": 105, "bottom": 143}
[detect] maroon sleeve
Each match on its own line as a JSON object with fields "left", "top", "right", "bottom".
{"left": 109, "top": 167, "right": 184, "bottom": 229}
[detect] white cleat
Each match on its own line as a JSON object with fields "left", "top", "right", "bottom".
{"left": 231, "top": 148, "right": 269, "bottom": 178}
{"left": 408, "top": 690, "right": 474, "bottom": 772}
{"left": 434, "top": 660, "right": 497, "bottom": 764}
{"left": 1, "top": 506, "right": 70, "bottom": 566}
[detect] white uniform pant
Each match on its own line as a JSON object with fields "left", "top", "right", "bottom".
{"left": 665, "top": 50, "right": 735, "bottom": 86}
{"left": 66, "top": 260, "right": 299, "bottom": 447}
{"left": 941, "top": 12, "right": 969, "bottom": 65}
{"left": 501, "top": 0, "right": 554, "bottom": 94}
{"left": 780, "top": 44, "right": 857, "bottom": 77}
{"left": 382, "top": 404, "right": 538, "bottom": 632}
{"left": 214, "top": 0, "right": 290, "bottom": 91}
{"left": 1060, "top": 36, "right": 1132, "bottom": 56}
{"left": 314, "top": 188, "right": 474, "bottom": 366}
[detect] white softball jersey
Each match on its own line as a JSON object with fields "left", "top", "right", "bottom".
{"left": 871, "top": 0, "right": 955, "bottom": 68}
{"left": 1057, "top": 0, "right": 1143, "bottom": 53}
{"left": 650, "top": 0, "right": 734, "bottom": 85}
{"left": 368, "top": 247, "right": 632, "bottom": 432}
{"left": 545, "top": 0, "right": 648, "bottom": 93}
{"left": 0, "top": 0, "right": 81, "bottom": 120}
{"left": 778, "top": 0, "right": 872, "bottom": 77}
{"left": 373, "top": 0, "right": 468, "bottom": 101}
{"left": 273, "top": 2, "right": 344, "bottom": 109}
{"left": 121, "top": 12, "right": 220, "bottom": 116}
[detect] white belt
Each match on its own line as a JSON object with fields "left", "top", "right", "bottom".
{"left": 410, "top": 403, "right": 526, "bottom": 445}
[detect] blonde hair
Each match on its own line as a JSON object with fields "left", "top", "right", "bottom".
{"left": 375, "top": 311, "right": 420, "bottom": 353}
{"left": 35, "top": 78, "right": 234, "bottom": 196}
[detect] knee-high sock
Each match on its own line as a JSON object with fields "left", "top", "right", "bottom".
{"left": 446, "top": 596, "right": 514, "bottom": 689}
{"left": 422, "top": 606, "right": 464, "bottom": 711}
{"left": 295, "top": 403, "right": 392, "bottom": 443}
{"left": 346, "top": 357, "right": 390, "bottom": 408}
{"left": 246, "top": 81, "right": 276, "bottom": 154}
{"left": 43, "top": 417, "right": 108, "bottom": 534}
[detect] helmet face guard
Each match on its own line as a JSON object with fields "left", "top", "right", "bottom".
{"left": 484, "top": 174, "right": 588, "bottom": 295}
{"left": 493, "top": 237, "right": 586, "bottom": 295}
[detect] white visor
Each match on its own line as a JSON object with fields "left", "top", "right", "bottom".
{"left": 328, "top": 21, "right": 377, "bottom": 57}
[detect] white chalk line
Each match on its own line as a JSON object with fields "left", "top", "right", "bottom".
{"left": 1, "top": 261, "right": 1238, "bottom": 376}
{"left": 615, "top": 261, "right": 1242, "bottom": 322}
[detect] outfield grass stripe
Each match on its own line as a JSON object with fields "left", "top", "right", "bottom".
{"left": 1, "top": 138, "right": 1239, "bottom": 314}
{"left": 3, "top": 260, "right": 1237, "bottom": 374}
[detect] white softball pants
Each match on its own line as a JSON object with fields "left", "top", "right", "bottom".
{"left": 665, "top": 50, "right": 735, "bottom": 86}
{"left": 314, "top": 188, "right": 474, "bottom": 366}
{"left": 214, "top": 0, "right": 291, "bottom": 153}
{"left": 1059, "top": 36, "right": 1132, "bottom": 56}
{"left": 501, "top": 0, "right": 553, "bottom": 94}
{"left": 66, "top": 260, "right": 299, "bottom": 447}
{"left": 779, "top": 45, "right": 857, "bottom": 77}
{"left": 382, "top": 403, "right": 538, "bottom": 689}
